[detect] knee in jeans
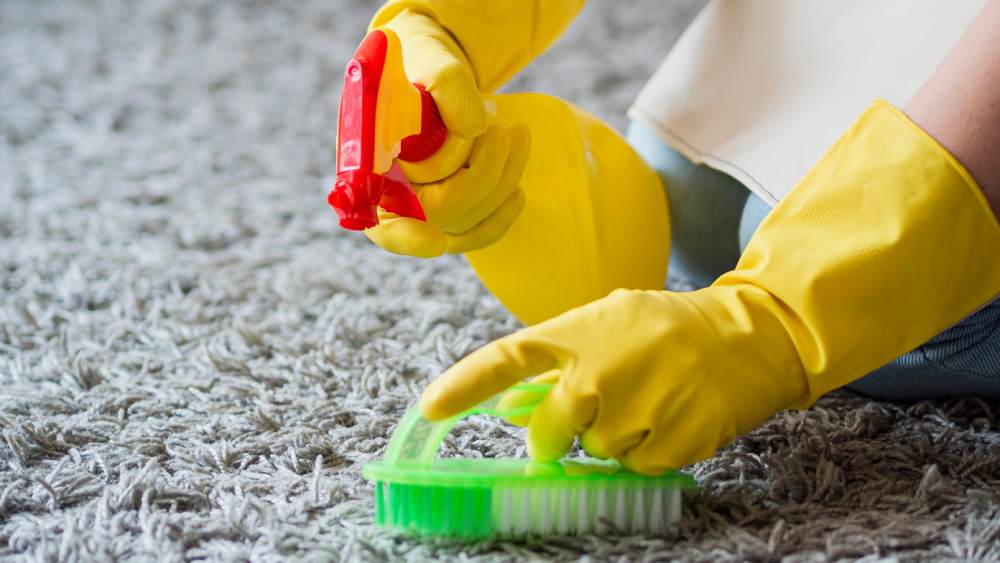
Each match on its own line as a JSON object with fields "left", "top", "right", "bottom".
{"left": 847, "top": 299, "right": 1000, "bottom": 401}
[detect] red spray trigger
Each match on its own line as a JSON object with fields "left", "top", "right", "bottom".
{"left": 399, "top": 86, "right": 448, "bottom": 162}
{"left": 329, "top": 29, "right": 450, "bottom": 231}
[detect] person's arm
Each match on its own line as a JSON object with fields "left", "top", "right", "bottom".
{"left": 906, "top": 0, "right": 1000, "bottom": 219}
{"left": 419, "top": 8, "right": 1000, "bottom": 473}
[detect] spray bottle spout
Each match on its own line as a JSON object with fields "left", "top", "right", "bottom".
{"left": 329, "top": 29, "right": 450, "bottom": 231}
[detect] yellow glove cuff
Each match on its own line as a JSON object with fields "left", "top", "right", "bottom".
{"left": 720, "top": 99, "right": 1000, "bottom": 407}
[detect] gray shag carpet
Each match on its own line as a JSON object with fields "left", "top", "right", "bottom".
{"left": 3, "top": 0, "right": 1000, "bottom": 561}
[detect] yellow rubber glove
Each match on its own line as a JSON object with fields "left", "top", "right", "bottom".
{"left": 371, "top": 1, "right": 584, "bottom": 96}
{"left": 461, "top": 94, "right": 669, "bottom": 325}
{"left": 420, "top": 100, "right": 1000, "bottom": 474}
{"left": 366, "top": 93, "right": 670, "bottom": 326}
{"left": 375, "top": 8, "right": 484, "bottom": 143}
{"left": 364, "top": 0, "right": 584, "bottom": 257}
{"left": 365, "top": 123, "right": 531, "bottom": 257}
{"left": 371, "top": 1, "right": 583, "bottom": 180}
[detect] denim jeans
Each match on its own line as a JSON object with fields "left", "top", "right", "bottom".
{"left": 627, "top": 122, "right": 1000, "bottom": 401}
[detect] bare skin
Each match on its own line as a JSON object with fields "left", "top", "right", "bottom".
{"left": 905, "top": 0, "right": 1000, "bottom": 219}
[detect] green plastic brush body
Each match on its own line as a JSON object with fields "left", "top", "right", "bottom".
{"left": 363, "top": 383, "right": 696, "bottom": 538}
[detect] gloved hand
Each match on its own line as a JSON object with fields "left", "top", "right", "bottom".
{"left": 376, "top": 8, "right": 486, "bottom": 140}
{"left": 420, "top": 100, "right": 1000, "bottom": 474}
{"left": 365, "top": 122, "right": 531, "bottom": 257}
{"left": 371, "top": 1, "right": 583, "bottom": 179}
{"left": 363, "top": 1, "right": 582, "bottom": 257}
{"left": 371, "top": 1, "right": 584, "bottom": 98}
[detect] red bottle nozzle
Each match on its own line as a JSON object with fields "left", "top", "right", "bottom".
{"left": 399, "top": 85, "right": 448, "bottom": 162}
{"left": 327, "top": 161, "right": 425, "bottom": 230}
{"left": 329, "top": 29, "right": 449, "bottom": 231}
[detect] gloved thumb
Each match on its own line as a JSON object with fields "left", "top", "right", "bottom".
{"left": 363, "top": 214, "right": 447, "bottom": 258}
{"left": 382, "top": 10, "right": 487, "bottom": 138}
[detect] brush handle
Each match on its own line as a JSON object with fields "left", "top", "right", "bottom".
{"left": 384, "top": 382, "right": 553, "bottom": 466}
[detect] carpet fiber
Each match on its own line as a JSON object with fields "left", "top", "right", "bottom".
{"left": 3, "top": 1, "right": 1000, "bottom": 561}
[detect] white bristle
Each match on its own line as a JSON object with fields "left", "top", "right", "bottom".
{"left": 556, "top": 489, "right": 570, "bottom": 534}
{"left": 498, "top": 488, "right": 513, "bottom": 534}
{"left": 650, "top": 488, "right": 664, "bottom": 531}
{"left": 631, "top": 489, "right": 646, "bottom": 532}
{"left": 489, "top": 482, "right": 683, "bottom": 537}
{"left": 514, "top": 489, "right": 531, "bottom": 534}
{"left": 656, "top": 490, "right": 666, "bottom": 530}
{"left": 660, "top": 491, "right": 672, "bottom": 531}
{"left": 595, "top": 488, "right": 609, "bottom": 534}
{"left": 614, "top": 488, "right": 627, "bottom": 530}
{"left": 538, "top": 489, "right": 551, "bottom": 532}
{"left": 669, "top": 489, "right": 681, "bottom": 524}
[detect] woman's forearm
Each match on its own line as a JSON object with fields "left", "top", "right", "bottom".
{"left": 905, "top": 0, "right": 1000, "bottom": 219}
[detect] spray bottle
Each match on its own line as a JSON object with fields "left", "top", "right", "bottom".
{"left": 328, "top": 29, "right": 472, "bottom": 230}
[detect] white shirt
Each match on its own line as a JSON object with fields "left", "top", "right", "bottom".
{"left": 627, "top": 0, "right": 984, "bottom": 205}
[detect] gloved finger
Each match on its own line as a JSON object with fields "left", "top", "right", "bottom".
{"left": 385, "top": 12, "right": 487, "bottom": 138}
{"left": 420, "top": 326, "right": 560, "bottom": 421}
{"left": 443, "top": 187, "right": 524, "bottom": 254}
{"left": 418, "top": 125, "right": 510, "bottom": 227}
{"left": 620, "top": 423, "right": 720, "bottom": 476}
{"left": 620, "top": 399, "right": 735, "bottom": 475}
{"left": 580, "top": 426, "right": 649, "bottom": 462}
{"left": 497, "top": 369, "right": 560, "bottom": 426}
{"left": 363, "top": 214, "right": 447, "bottom": 258}
{"left": 443, "top": 123, "right": 531, "bottom": 235}
{"left": 526, "top": 381, "right": 598, "bottom": 462}
{"left": 426, "top": 63, "right": 488, "bottom": 139}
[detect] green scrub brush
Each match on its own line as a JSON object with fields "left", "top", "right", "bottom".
{"left": 363, "top": 383, "right": 695, "bottom": 538}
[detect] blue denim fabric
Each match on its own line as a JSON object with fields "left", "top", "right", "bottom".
{"left": 626, "top": 121, "right": 1000, "bottom": 401}
{"left": 625, "top": 123, "right": 750, "bottom": 288}
{"left": 847, "top": 300, "right": 1000, "bottom": 400}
